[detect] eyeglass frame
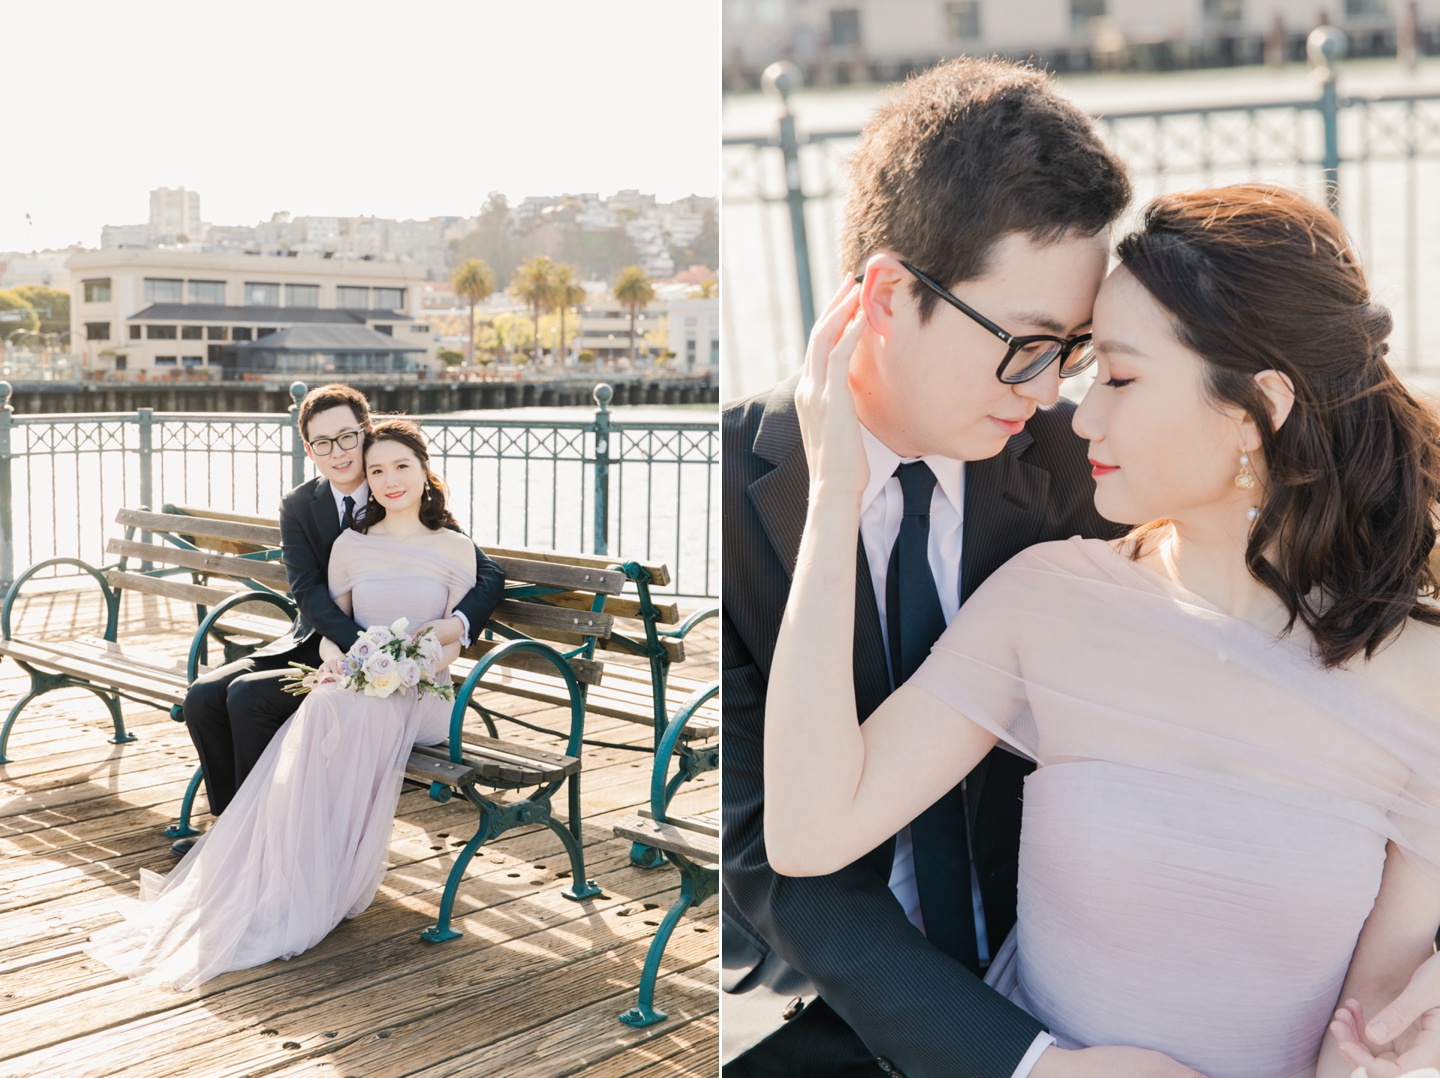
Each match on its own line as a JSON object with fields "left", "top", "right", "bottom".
{"left": 305, "top": 427, "right": 365, "bottom": 456}
{"left": 853, "top": 262, "right": 1098, "bottom": 384}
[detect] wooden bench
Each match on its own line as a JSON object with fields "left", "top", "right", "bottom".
{"left": 158, "top": 503, "right": 721, "bottom": 871}
{"left": 611, "top": 681, "right": 720, "bottom": 1027}
{"left": 0, "top": 507, "right": 623, "bottom": 941}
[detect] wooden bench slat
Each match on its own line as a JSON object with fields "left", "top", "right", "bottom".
{"left": 613, "top": 814, "right": 719, "bottom": 865}
{"left": 513, "top": 627, "right": 682, "bottom": 663}
{"left": 410, "top": 741, "right": 576, "bottom": 785}
{"left": 103, "top": 570, "right": 238, "bottom": 608}
{"left": 116, "top": 507, "right": 283, "bottom": 547}
{"left": 0, "top": 640, "right": 188, "bottom": 704}
{"left": 464, "top": 665, "right": 717, "bottom": 737}
{"left": 533, "top": 591, "right": 680, "bottom": 625}
{"left": 165, "top": 504, "right": 285, "bottom": 529}
{"left": 106, "top": 538, "right": 292, "bottom": 588}
{"left": 456, "top": 640, "right": 603, "bottom": 686}
{"left": 639, "top": 808, "right": 719, "bottom": 838}
{"left": 403, "top": 751, "right": 476, "bottom": 788}
{"left": 491, "top": 599, "right": 613, "bottom": 640}
{"left": 71, "top": 636, "right": 197, "bottom": 678}
{"left": 481, "top": 545, "right": 671, "bottom": 588}
{"left": 490, "top": 557, "right": 627, "bottom": 596}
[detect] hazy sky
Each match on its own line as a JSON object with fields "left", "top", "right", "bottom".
{"left": 4, "top": 0, "right": 720, "bottom": 252}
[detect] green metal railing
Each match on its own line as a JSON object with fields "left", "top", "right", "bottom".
{"left": 0, "top": 381, "right": 718, "bottom": 599}
{"left": 722, "top": 38, "right": 1440, "bottom": 398}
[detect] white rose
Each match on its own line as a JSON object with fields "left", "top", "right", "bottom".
{"left": 364, "top": 670, "right": 400, "bottom": 698}
{"left": 350, "top": 637, "right": 376, "bottom": 661}
{"left": 396, "top": 658, "right": 421, "bottom": 688}
{"left": 365, "top": 652, "right": 395, "bottom": 679}
{"left": 389, "top": 617, "right": 410, "bottom": 638}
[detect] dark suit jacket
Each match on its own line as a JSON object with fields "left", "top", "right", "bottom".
{"left": 721, "top": 376, "right": 1123, "bottom": 1077}
{"left": 254, "top": 476, "right": 505, "bottom": 658}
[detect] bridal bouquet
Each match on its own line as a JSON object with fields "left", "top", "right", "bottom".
{"left": 282, "top": 618, "right": 454, "bottom": 701}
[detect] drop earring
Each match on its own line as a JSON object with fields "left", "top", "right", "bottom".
{"left": 1235, "top": 450, "right": 1259, "bottom": 522}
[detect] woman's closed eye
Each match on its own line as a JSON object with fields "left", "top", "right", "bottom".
{"left": 1104, "top": 376, "right": 1136, "bottom": 388}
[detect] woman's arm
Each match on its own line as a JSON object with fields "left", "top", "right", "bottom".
{"left": 1320, "top": 841, "right": 1440, "bottom": 1076}
{"left": 762, "top": 284, "right": 999, "bottom": 878}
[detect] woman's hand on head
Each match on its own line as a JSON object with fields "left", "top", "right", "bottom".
{"left": 795, "top": 280, "right": 870, "bottom": 499}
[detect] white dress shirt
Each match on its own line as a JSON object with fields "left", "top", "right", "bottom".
{"left": 331, "top": 479, "right": 471, "bottom": 645}
{"left": 857, "top": 424, "right": 1055, "bottom": 1077}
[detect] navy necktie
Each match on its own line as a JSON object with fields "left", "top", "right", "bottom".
{"left": 884, "top": 461, "right": 984, "bottom": 972}
{"left": 341, "top": 495, "right": 356, "bottom": 531}
{"left": 885, "top": 462, "right": 946, "bottom": 685}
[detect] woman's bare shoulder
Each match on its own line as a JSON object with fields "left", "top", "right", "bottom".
{"left": 1358, "top": 610, "right": 1440, "bottom": 721}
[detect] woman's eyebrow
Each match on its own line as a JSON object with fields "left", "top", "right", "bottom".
{"left": 1095, "top": 339, "right": 1146, "bottom": 356}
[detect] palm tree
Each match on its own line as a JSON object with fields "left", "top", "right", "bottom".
{"left": 450, "top": 258, "right": 495, "bottom": 366}
{"left": 551, "top": 263, "right": 587, "bottom": 366}
{"left": 613, "top": 265, "right": 656, "bottom": 365}
{"left": 689, "top": 278, "right": 718, "bottom": 299}
{"left": 510, "top": 256, "right": 558, "bottom": 364}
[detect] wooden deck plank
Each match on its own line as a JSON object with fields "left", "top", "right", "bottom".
{"left": 0, "top": 585, "right": 717, "bottom": 1078}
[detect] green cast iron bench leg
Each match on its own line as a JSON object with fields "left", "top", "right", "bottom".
{"left": 165, "top": 765, "right": 205, "bottom": 839}
{"left": 619, "top": 856, "right": 719, "bottom": 1028}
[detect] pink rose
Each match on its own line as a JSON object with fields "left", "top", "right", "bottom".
{"left": 350, "top": 638, "right": 376, "bottom": 661}
{"left": 364, "top": 652, "right": 395, "bottom": 679}
{"left": 396, "top": 658, "right": 421, "bottom": 688}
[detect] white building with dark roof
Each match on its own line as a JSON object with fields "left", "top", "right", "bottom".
{"left": 67, "top": 249, "right": 435, "bottom": 375}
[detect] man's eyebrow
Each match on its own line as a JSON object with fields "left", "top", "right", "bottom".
{"left": 1007, "top": 312, "right": 1086, "bottom": 335}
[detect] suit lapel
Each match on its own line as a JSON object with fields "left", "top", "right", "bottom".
{"left": 960, "top": 429, "right": 1050, "bottom": 603}
{"left": 311, "top": 477, "right": 342, "bottom": 551}
{"left": 746, "top": 377, "right": 891, "bottom": 724}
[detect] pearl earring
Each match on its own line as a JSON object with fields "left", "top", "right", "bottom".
{"left": 1235, "top": 450, "right": 1259, "bottom": 522}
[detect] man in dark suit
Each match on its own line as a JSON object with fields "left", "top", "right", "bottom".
{"left": 179, "top": 384, "right": 503, "bottom": 852}
{"left": 721, "top": 58, "right": 1199, "bottom": 1078}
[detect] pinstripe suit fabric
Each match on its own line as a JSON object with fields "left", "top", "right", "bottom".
{"left": 721, "top": 375, "right": 1123, "bottom": 1078}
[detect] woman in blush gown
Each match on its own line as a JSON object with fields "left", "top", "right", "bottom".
{"left": 763, "top": 186, "right": 1440, "bottom": 1078}
{"left": 86, "top": 419, "right": 477, "bottom": 991}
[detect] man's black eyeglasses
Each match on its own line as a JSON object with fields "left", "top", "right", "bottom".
{"left": 307, "top": 428, "right": 363, "bottom": 456}
{"left": 856, "top": 263, "right": 1098, "bottom": 384}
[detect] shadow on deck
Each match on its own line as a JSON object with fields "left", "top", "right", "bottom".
{"left": 0, "top": 587, "right": 718, "bottom": 1078}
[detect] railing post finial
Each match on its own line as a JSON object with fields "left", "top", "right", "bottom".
{"left": 1309, "top": 25, "right": 1346, "bottom": 210}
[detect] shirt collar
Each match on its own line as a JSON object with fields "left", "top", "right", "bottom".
{"left": 858, "top": 423, "right": 965, "bottom": 520}
{"left": 333, "top": 480, "right": 368, "bottom": 513}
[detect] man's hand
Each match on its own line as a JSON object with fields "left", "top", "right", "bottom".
{"left": 1030, "top": 1045, "right": 1208, "bottom": 1078}
{"left": 1332, "top": 996, "right": 1440, "bottom": 1077}
{"left": 414, "top": 617, "right": 465, "bottom": 647}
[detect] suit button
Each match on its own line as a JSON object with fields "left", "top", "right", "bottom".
{"left": 781, "top": 996, "right": 805, "bottom": 1021}
{"left": 876, "top": 1058, "right": 906, "bottom": 1077}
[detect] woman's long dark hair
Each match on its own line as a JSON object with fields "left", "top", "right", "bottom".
{"left": 1117, "top": 184, "right": 1440, "bottom": 667}
{"left": 354, "top": 418, "right": 458, "bottom": 533}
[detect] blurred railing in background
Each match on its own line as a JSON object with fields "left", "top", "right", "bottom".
{"left": 0, "top": 382, "right": 718, "bottom": 600}
{"left": 722, "top": 33, "right": 1440, "bottom": 401}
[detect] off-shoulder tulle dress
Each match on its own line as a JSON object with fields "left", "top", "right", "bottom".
{"left": 84, "top": 531, "right": 475, "bottom": 990}
{"left": 906, "top": 538, "right": 1440, "bottom": 1078}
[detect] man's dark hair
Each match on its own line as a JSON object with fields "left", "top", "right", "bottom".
{"left": 297, "top": 383, "right": 371, "bottom": 441}
{"left": 841, "top": 56, "right": 1131, "bottom": 322}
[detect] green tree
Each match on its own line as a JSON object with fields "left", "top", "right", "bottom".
{"left": 689, "top": 278, "right": 718, "bottom": 299}
{"left": 613, "top": 265, "right": 655, "bottom": 365}
{"left": 451, "top": 258, "right": 495, "bottom": 366}
{"left": 551, "top": 263, "right": 586, "bottom": 365}
{"left": 11, "top": 285, "right": 69, "bottom": 337}
{"left": 0, "top": 289, "right": 38, "bottom": 341}
{"left": 510, "top": 256, "right": 558, "bottom": 364}
{"left": 668, "top": 207, "right": 718, "bottom": 272}
{"left": 449, "top": 192, "right": 524, "bottom": 286}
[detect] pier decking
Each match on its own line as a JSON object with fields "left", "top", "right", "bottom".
{"left": 0, "top": 586, "right": 718, "bottom": 1078}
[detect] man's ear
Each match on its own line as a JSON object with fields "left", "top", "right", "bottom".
{"left": 857, "top": 253, "right": 909, "bottom": 341}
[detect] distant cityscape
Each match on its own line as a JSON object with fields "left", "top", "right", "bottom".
{"left": 0, "top": 186, "right": 719, "bottom": 382}
{"left": 0, "top": 186, "right": 718, "bottom": 293}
